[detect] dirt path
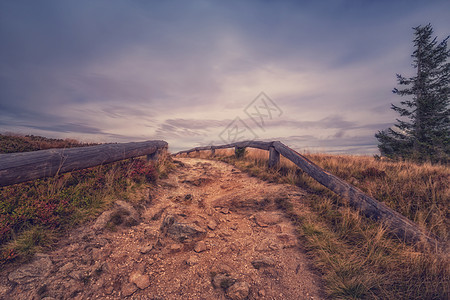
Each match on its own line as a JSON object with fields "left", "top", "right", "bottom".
{"left": 0, "top": 158, "right": 324, "bottom": 300}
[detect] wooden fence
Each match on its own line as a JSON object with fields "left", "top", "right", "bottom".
{"left": 174, "top": 140, "right": 440, "bottom": 249}
{"left": 0, "top": 140, "right": 168, "bottom": 187}
{"left": 0, "top": 139, "right": 440, "bottom": 249}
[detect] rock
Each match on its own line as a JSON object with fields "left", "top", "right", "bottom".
{"left": 212, "top": 273, "right": 236, "bottom": 289}
{"left": 130, "top": 271, "right": 150, "bottom": 289}
{"left": 169, "top": 243, "right": 183, "bottom": 252}
{"left": 122, "top": 282, "right": 138, "bottom": 297}
{"left": 140, "top": 245, "right": 154, "bottom": 254}
{"left": 116, "top": 201, "right": 140, "bottom": 223}
{"left": 8, "top": 254, "right": 53, "bottom": 285}
{"left": 255, "top": 212, "right": 281, "bottom": 227}
{"left": 226, "top": 281, "right": 250, "bottom": 300}
{"left": 194, "top": 241, "right": 207, "bottom": 253}
{"left": 220, "top": 207, "right": 230, "bottom": 214}
{"left": 93, "top": 201, "right": 140, "bottom": 230}
{"left": 258, "top": 289, "right": 266, "bottom": 297}
{"left": 186, "top": 256, "right": 199, "bottom": 266}
{"left": 93, "top": 210, "right": 114, "bottom": 230}
{"left": 207, "top": 220, "right": 218, "bottom": 230}
{"left": 160, "top": 215, "right": 206, "bottom": 242}
{"left": 251, "top": 257, "right": 276, "bottom": 269}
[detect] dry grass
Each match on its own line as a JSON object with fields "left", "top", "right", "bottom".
{"left": 183, "top": 148, "right": 449, "bottom": 299}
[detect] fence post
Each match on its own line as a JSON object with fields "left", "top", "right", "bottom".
{"left": 211, "top": 148, "right": 215, "bottom": 156}
{"left": 235, "top": 147, "right": 246, "bottom": 158}
{"left": 147, "top": 147, "right": 167, "bottom": 162}
{"left": 268, "top": 146, "right": 280, "bottom": 168}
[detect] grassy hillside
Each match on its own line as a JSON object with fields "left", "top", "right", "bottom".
{"left": 0, "top": 134, "right": 173, "bottom": 265}
{"left": 185, "top": 148, "right": 449, "bottom": 299}
{"left": 0, "top": 134, "right": 96, "bottom": 153}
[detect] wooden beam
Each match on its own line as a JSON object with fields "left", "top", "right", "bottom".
{"left": 172, "top": 140, "right": 272, "bottom": 155}
{"left": 0, "top": 140, "right": 168, "bottom": 187}
{"left": 272, "top": 141, "right": 439, "bottom": 248}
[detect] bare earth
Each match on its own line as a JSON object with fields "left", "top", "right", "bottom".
{"left": 0, "top": 158, "right": 324, "bottom": 300}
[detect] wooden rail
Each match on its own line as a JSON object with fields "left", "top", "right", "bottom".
{"left": 174, "top": 140, "right": 440, "bottom": 248}
{"left": 0, "top": 140, "right": 168, "bottom": 187}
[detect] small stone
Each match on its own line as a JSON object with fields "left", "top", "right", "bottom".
{"left": 160, "top": 215, "right": 207, "bottom": 242}
{"left": 122, "top": 282, "right": 138, "bottom": 297}
{"left": 170, "top": 244, "right": 183, "bottom": 252}
{"left": 220, "top": 207, "right": 230, "bottom": 214}
{"left": 212, "top": 273, "right": 236, "bottom": 289}
{"left": 186, "top": 256, "right": 199, "bottom": 266}
{"left": 93, "top": 210, "right": 114, "bottom": 230}
{"left": 226, "top": 281, "right": 250, "bottom": 300}
{"left": 194, "top": 241, "right": 207, "bottom": 253}
{"left": 258, "top": 289, "right": 266, "bottom": 297}
{"left": 207, "top": 220, "right": 218, "bottom": 230}
{"left": 8, "top": 254, "right": 53, "bottom": 285}
{"left": 251, "top": 257, "right": 276, "bottom": 269}
{"left": 140, "top": 245, "right": 153, "bottom": 254}
{"left": 130, "top": 272, "right": 151, "bottom": 289}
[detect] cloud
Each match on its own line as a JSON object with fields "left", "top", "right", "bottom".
{"left": 1, "top": 0, "right": 449, "bottom": 154}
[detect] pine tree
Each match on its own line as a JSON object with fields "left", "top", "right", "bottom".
{"left": 375, "top": 24, "right": 449, "bottom": 163}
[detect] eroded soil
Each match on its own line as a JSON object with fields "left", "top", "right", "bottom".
{"left": 0, "top": 158, "right": 324, "bottom": 299}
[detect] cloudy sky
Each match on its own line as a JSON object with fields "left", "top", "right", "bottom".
{"left": 1, "top": 0, "right": 449, "bottom": 153}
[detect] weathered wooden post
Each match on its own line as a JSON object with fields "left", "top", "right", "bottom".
{"left": 268, "top": 146, "right": 280, "bottom": 168}
{"left": 147, "top": 146, "right": 167, "bottom": 162}
{"left": 235, "top": 147, "right": 246, "bottom": 158}
{"left": 211, "top": 148, "right": 215, "bottom": 156}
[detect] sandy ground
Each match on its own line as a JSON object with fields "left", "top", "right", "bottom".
{"left": 0, "top": 158, "right": 324, "bottom": 300}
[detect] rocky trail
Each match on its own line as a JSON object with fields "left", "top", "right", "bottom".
{"left": 0, "top": 158, "right": 324, "bottom": 299}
